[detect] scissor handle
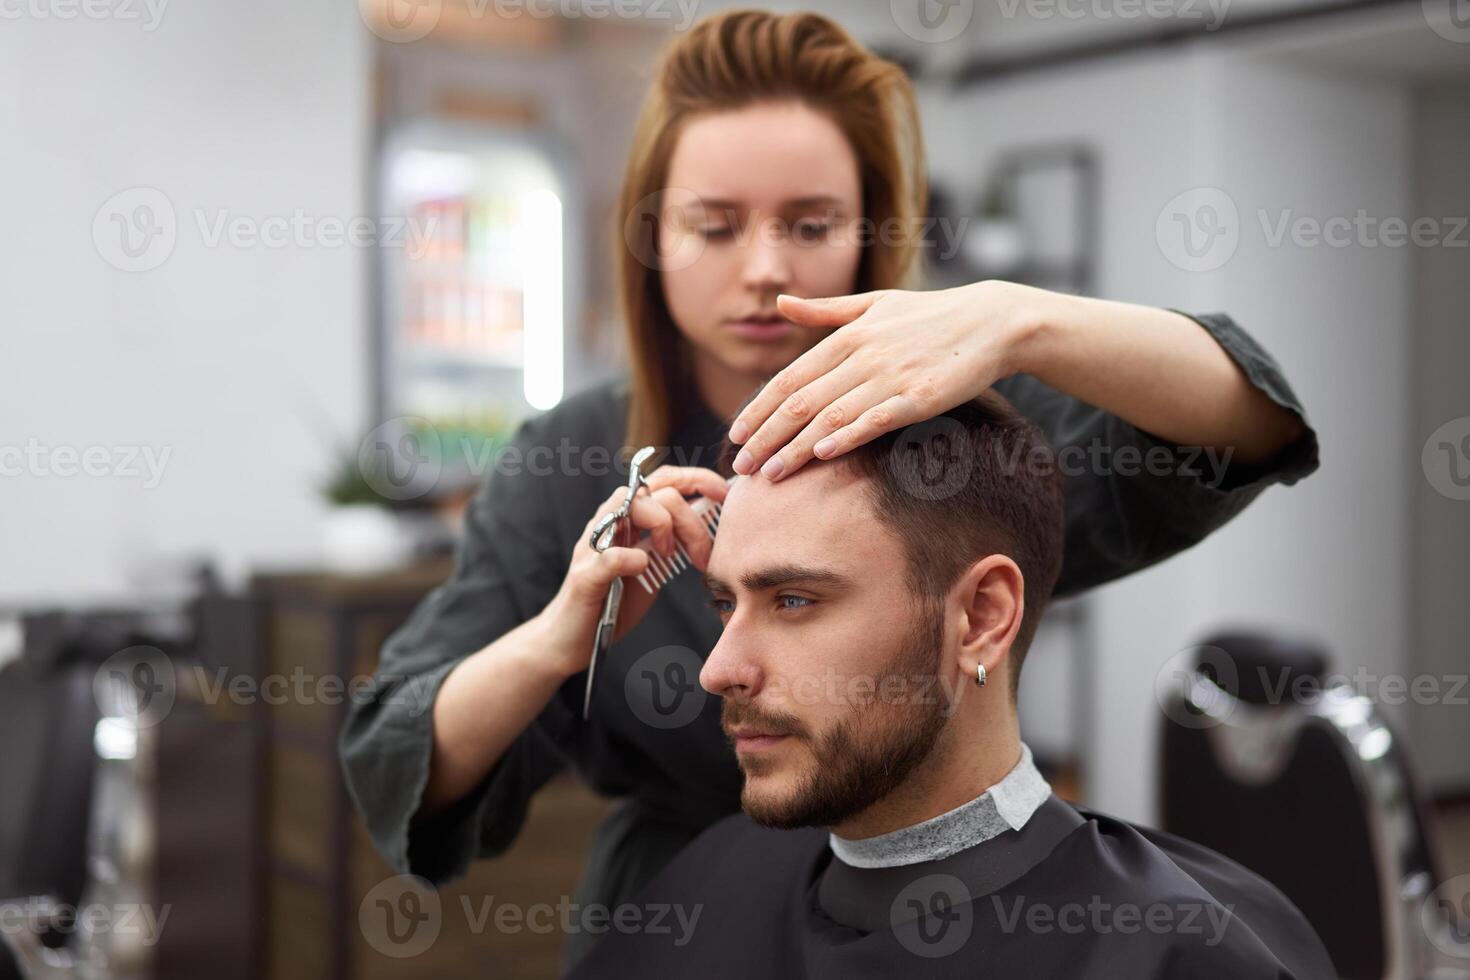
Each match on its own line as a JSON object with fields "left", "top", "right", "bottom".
{"left": 589, "top": 510, "right": 625, "bottom": 553}
{"left": 588, "top": 446, "right": 658, "bottom": 553}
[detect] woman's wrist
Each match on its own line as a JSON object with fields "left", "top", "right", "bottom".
{"left": 971, "top": 279, "right": 1061, "bottom": 382}
{"left": 530, "top": 590, "right": 590, "bottom": 683}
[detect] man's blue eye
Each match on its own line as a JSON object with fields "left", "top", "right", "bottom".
{"left": 705, "top": 596, "right": 812, "bottom": 615}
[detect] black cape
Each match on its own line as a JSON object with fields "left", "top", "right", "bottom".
{"left": 562, "top": 795, "right": 1335, "bottom": 979}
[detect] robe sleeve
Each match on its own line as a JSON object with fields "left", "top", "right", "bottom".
{"left": 993, "top": 311, "right": 1320, "bottom": 598}
{"left": 337, "top": 407, "right": 579, "bottom": 885}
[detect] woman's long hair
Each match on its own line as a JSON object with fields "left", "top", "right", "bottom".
{"left": 616, "top": 9, "right": 927, "bottom": 454}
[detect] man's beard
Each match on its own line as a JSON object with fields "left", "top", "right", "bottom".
{"left": 723, "top": 600, "right": 949, "bottom": 830}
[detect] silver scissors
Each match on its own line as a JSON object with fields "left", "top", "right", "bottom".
{"left": 583, "top": 446, "right": 657, "bottom": 720}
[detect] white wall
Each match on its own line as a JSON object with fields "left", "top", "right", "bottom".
{"left": 1187, "top": 47, "right": 1414, "bottom": 717}
{"left": 1409, "top": 83, "right": 1470, "bottom": 793}
{"left": 919, "top": 37, "right": 1416, "bottom": 820}
{"left": 0, "top": 3, "right": 371, "bottom": 605}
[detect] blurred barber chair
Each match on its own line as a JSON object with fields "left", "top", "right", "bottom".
{"left": 0, "top": 614, "right": 101, "bottom": 979}
{"left": 1159, "top": 629, "right": 1470, "bottom": 980}
{"left": 0, "top": 594, "right": 198, "bottom": 980}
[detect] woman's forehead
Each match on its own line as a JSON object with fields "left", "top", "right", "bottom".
{"left": 666, "top": 103, "right": 861, "bottom": 206}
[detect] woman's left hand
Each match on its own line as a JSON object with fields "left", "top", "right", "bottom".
{"left": 728, "top": 280, "right": 1037, "bottom": 480}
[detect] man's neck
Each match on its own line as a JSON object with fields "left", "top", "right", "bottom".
{"left": 831, "top": 728, "right": 1023, "bottom": 841}
{"left": 828, "top": 737, "right": 1050, "bottom": 870}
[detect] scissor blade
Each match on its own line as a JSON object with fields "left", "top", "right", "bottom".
{"left": 583, "top": 578, "right": 623, "bottom": 720}
{"left": 583, "top": 623, "right": 614, "bottom": 720}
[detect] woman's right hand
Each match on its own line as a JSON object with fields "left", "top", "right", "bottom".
{"left": 539, "top": 465, "right": 732, "bottom": 679}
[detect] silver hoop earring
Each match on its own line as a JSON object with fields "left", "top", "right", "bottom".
{"left": 975, "top": 663, "right": 987, "bottom": 688}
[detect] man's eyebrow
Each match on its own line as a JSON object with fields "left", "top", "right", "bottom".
{"left": 702, "top": 564, "right": 855, "bottom": 594}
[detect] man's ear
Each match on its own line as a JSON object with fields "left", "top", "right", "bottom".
{"left": 953, "top": 554, "right": 1025, "bottom": 688}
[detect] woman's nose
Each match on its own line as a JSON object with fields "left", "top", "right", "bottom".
{"left": 739, "top": 220, "right": 792, "bottom": 293}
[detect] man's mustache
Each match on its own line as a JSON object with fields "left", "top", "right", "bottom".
{"left": 721, "top": 699, "right": 808, "bottom": 741}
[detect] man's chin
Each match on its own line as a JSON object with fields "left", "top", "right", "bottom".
{"left": 740, "top": 782, "right": 819, "bottom": 831}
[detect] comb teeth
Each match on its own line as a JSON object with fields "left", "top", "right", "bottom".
{"left": 634, "top": 497, "right": 723, "bottom": 596}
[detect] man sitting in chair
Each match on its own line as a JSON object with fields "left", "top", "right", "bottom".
{"left": 565, "top": 392, "right": 1334, "bottom": 979}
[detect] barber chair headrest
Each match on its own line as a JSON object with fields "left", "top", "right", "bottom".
{"left": 1194, "top": 629, "right": 1330, "bottom": 707}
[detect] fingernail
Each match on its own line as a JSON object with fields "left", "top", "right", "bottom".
{"left": 729, "top": 420, "right": 749, "bottom": 443}
{"left": 760, "top": 455, "right": 784, "bottom": 479}
{"left": 733, "top": 448, "right": 754, "bottom": 475}
{"left": 814, "top": 437, "right": 836, "bottom": 458}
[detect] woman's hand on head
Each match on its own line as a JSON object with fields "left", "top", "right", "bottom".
{"left": 726, "top": 281, "right": 1040, "bottom": 481}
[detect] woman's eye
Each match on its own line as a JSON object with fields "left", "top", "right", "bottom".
{"left": 699, "top": 226, "right": 735, "bottom": 241}
{"left": 793, "top": 221, "right": 831, "bottom": 245}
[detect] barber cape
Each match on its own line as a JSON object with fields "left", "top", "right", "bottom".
{"left": 563, "top": 764, "right": 1335, "bottom": 979}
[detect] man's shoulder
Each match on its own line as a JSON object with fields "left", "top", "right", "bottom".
{"left": 1044, "top": 808, "right": 1337, "bottom": 978}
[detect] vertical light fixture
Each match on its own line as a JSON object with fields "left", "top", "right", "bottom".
{"left": 521, "top": 187, "right": 563, "bottom": 410}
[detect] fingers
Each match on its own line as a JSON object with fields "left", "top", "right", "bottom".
{"left": 727, "top": 335, "right": 854, "bottom": 448}
{"left": 627, "top": 486, "right": 718, "bottom": 571}
{"left": 762, "top": 381, "right": 895, "bottom": 478}
{"left": 578, "top": 465, "right": 726, "bottom": 572}
{"left": 580, "top": 462, "right": 721, "bottom": 542}
{"left": 808, "top": 392, "right": 919, "bottom": 463}
{"left": 565, "top": 543, "right": 650, "bottom": 607}
{"left": 776, "top": 291, "right": 883, "bottom": 327}
{"left": 731, "top": 364, "right": 867, "bottom": 479}
{"left": 643, "top": 465, "right": 731, "bottom": 505}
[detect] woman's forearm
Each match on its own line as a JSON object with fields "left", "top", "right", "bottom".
{"left": 419, "top": 610, "right": 576, "bottom": 818}
{"left": 1007, "top": 287, "right": 1306, "bottom": 465}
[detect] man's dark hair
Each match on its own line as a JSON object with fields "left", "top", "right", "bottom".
{"left": 719, "top": 391, "right": 1065, "bottom": 690}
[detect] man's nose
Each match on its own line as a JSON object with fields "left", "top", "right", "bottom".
{"left": 699, "top": 625, "right": 764, "bottom": 700}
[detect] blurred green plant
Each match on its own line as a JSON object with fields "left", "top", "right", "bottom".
{"left": 322, "top": 450, "right": 393, "bottom": 507}
{"left": 319, "top": 409, "right": 516, "bottom": 507}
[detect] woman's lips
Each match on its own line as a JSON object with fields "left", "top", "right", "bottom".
{"left": 724, "top": 318, "right": 794, "bottom": 342}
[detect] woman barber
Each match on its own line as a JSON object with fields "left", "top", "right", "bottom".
{"left": 340, "top": 9, "right": 1319, "bottom": 969}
